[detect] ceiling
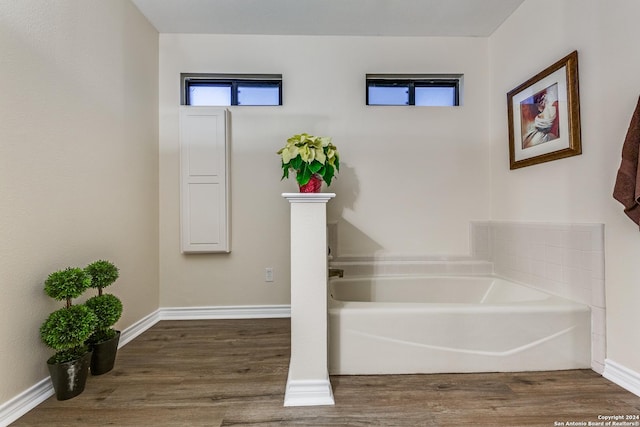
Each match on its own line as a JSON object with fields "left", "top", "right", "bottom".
{"left": 132, "top": 0, "right": 525, "bottom": 37}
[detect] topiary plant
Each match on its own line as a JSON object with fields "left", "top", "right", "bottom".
{"left": 40, "top": 267, "right": 98, "bottom": 364}
{"left": 44, "top": 267, "right": 92, "bottom": 308}
{"left": 84, "top": 260, "right": 122, "bottom": 343}
{"left": 83, "top": 260, "right": 123, "bottom": 375}
{"left": 85, "top": 294, "right": 122, "bottom": 343}
{"left": 85, "top": 259, "right": 119, "bottom": 296}
{"left": 40, "top": 305, "right": 98, "bottom": 364}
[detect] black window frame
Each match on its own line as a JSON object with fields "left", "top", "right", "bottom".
{"left": 366, "top": 75, "right": 461, "bottom": 106}
{"left": 181, "top": 73, "right": 283, "bottom": 106}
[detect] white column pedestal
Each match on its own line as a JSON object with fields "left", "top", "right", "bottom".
{"left": 282, "top": 193, "right": 336, "bottom": 407}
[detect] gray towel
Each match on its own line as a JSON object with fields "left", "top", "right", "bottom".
{"left": 613, "top": 96, "right": 640, "bottom": 226}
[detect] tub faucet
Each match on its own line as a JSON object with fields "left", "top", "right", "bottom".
{"left": 328, "top": 268, "right": 344, "bottom": 278}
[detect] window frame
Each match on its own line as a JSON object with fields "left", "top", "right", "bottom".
{"left": 366, "top": 74, "right": 462, "bottom": 106}
{"left": 181, "top": 73, "right": 283, "bottom": 106}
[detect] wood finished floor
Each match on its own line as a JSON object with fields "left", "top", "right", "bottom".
{"left": 11, "top": 318, "right": 640, "bottom": 426}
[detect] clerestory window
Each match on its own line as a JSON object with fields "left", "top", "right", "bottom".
{"left": 181, "top": 73, "right": 282, "bottom": 106}
{"left": 366, "top": 74, "right": 462, "bottom": 106}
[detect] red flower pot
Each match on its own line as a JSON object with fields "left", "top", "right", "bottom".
{"left": 299, "top": 175, "right": 323, "bottom": 193}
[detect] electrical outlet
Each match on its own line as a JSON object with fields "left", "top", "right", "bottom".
{"left": 265, "top": 267, "right": 274, "bottom": 282}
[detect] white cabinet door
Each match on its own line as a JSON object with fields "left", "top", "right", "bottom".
{"left": 179, "top": 107, "right": 230, "bottom": 253}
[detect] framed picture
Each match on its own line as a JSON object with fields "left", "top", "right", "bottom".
{"left": 507, "top": 50, "right": 581, "bottom": 170}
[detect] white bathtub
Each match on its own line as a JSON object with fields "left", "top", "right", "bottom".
{"left": 328, "top": 275, "right": 591, "bottom": 375}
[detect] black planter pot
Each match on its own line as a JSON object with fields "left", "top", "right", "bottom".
{"left": 47, "top": 351, "right": 92, "bottom": 401}
{"left": 90, "top": 330, "right": 120, "bottom": 375}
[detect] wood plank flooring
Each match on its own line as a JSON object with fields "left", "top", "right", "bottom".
{"left": 11, "top": 318, "right": 640, "bottom": 426}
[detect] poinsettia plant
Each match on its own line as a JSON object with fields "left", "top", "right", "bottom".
{"left": 277, "top": 133, "right": 340, "bottom": 186}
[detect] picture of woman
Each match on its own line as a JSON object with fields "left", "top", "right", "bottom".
{"left": 520, "top": 83, "right": 560, "bottom": 149}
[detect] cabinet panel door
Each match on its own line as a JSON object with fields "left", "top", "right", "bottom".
{"left": 179, "top": 108, "right": 230, "bottom": 253}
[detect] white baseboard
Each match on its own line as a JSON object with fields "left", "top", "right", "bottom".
{"left": 603, "top": 358, "right": 640, "bottom": 397}
{"left": 0, "top": 377, "right": 53, "bottom": 427}
{"left": 0, "top": 305, "right": 291, "bottom": 427}
{"left": 159, "top": 305, "right": 291, "bottom": 320}
{"left": 284, "top": 371, "right": 335, "bottom": 407}
{"left": 118, "top": 309, "right": 161, "bottom": 348}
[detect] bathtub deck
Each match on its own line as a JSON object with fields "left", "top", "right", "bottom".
{"left": 12, "top": 318, "right": 640, "bottom": 427}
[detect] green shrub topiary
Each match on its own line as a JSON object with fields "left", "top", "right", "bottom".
{"left": 44, "top": 267, "right": 92, "bottom": 307}
{"left": 40, "top": 266, "right": 96, "bottom": 363}
{"left": 84, "top": 260, "right": 123, "bottom": 344}
{"left": 40, "top": 296, "right": 97, "bottom": 364}
{"left": 85, "top": 260, "right": 119, "bottom": 296}
{"left": 85, "top": 294, "right": 123, "bottom": 343}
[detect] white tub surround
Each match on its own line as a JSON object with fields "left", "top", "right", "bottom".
{"left": 471, "top": 221, "right": 605, "bottom": 373}
{"left": 282, "top": 193, "right": 335, "bottom": 407}
{"left": 329, "top": 276, "right": 591, "bottom": 375}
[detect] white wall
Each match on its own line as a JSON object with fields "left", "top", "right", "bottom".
{"left": 159, "top": 34, "right": 491, "bottom": 307}
{"left": 489, "top": 0, "right": 640, "bottom": 374}
{"left": 0, "top": 0, "right": 159, "bottom": 404}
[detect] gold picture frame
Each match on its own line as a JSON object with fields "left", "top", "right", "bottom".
{"left": 507, "top": 50, "right": 582, "bottom": 170}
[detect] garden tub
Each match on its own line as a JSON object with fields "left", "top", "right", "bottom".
{"left": 328, "top": 275, "right": 591, "bottom": 375}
